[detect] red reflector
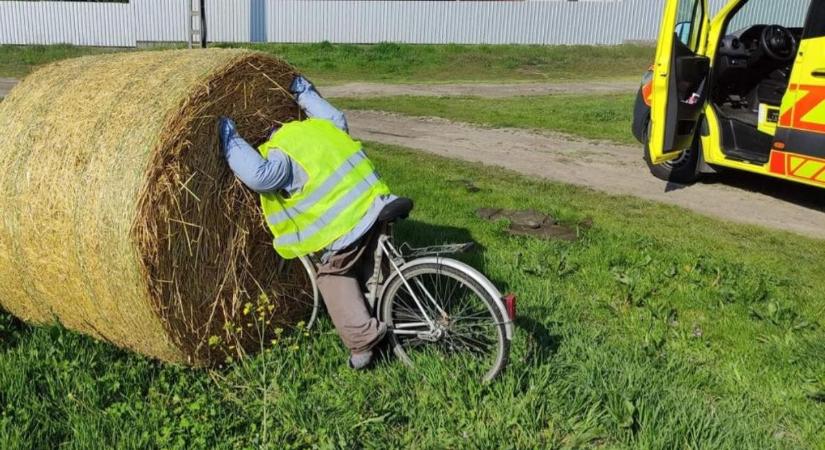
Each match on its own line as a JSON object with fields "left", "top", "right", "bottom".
{"left": 503, "top": 294, "right": 517, "bottom": 321}
{"left": 769, "top": 150, "right": 787, "bottom": 175}
{"left": 774, "top": 141, "right": 786, "bottom": 150}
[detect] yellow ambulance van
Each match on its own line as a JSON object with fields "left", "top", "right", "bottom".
{"left": 632, "top": 0, "right": 825, "bottom": 188}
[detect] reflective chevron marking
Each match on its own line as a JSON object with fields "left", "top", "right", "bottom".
{"left": 770, "top": 150, "right": 825, "bottom": 186}
{"left": 780, "top": 84, "right": 825, "bottom": 133}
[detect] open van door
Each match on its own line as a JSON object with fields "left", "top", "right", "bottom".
{"left": 648, "top": 0, "right": 711, "bottom": 164}
{"left": 774, "top": 1, "right": 825, "bottom": 164}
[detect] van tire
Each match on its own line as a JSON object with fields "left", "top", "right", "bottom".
{"left": 642, "top": 118, "right": 701, "bottom": 184}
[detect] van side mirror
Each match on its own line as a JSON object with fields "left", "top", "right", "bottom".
{"left": 675, "top": 21, "right": 692, "bottom": 45}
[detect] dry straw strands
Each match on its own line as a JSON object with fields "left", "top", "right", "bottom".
{"left": 0, "top": 49, "right": 312, "bottom": 365}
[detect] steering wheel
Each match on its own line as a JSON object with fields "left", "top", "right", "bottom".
{"left": 760, "top": 25, "right": 797, "bottom": 62}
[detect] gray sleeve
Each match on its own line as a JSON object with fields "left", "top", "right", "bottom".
{"left": 224, "top": 134, "right": 292, "bottom": 194}
{"left": 296, "top": 88, "right": 349, "bottom": 132}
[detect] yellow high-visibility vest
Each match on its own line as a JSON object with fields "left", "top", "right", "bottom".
{"left": 258, "top": 119, "right": 391, "bottom": 259}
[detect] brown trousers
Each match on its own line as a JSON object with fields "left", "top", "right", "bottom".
{"left": 316, "top": 228, "right": 386, "bottom": 354}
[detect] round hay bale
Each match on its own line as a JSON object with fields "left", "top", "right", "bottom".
{"left": 0, "top": 49, "right": 309, "bottom": 365}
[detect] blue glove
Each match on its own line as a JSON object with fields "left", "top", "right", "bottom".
{"left": 218, "top": 117, "right": 237, "bottom": 154}
{"left": 289, "top": 75, "right": 316, "bottom": 96}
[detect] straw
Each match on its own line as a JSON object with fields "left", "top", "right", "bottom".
{"left": 0, "top": 49, "right": 310, "bottom": 365}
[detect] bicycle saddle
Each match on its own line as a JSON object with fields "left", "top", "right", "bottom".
{"left": 378, "top": 197, "right": 414, "bottom": 223}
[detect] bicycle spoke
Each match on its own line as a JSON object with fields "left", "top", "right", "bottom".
{"left": 444, "top": 331, "right": 492, "bottom": 357}
{"left": 385, "top": 262, "right": 507, "bottom": 382}
{"left": 451, "top": 326, "right": 497, "bottom": 339}
{"left": 426, "top": 271, "right": 459, "bottom": 315}
{"left": 416, "top": 286, "right": 444, "bottom": 321}
{"left": 393, "top": 297, "right": 422, "bottom": 318}
{"left": 413, "top": 277, "right": 449, "bottom": 318}
{"left": 450, "top": 311, "right": 496, "bottom": 321}
{"left": 447, "top": 338, "right": 489, "bottom": 356}
{"left": 445, "top": 277, "right": 463, "bottom": 311}
{"left": 450, "top": 325, "right": 495, "bottom": 341}
{"left": 449, "top": 333, "right": 494, "bottom": 354}
{"left": 394, "top": 286, "right": 434, "bottom": 323}
{"left": 394, "top": 322, "right": 429, "bottom": 329}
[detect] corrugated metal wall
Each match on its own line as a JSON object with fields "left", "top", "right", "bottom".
{"left": 202, "top": 0, "right": 257, "bottom": 43}
{"left": 0, "top": 0, "right": 814, "bottom": 47}
{"left": 0, "top": 1, "right": 134, "bottom": 46}
{"left": 263, "top": 0, "right": 808, "bottom": 44}
{"left": 132, "top": 0, "right": 188, "bottom": 43}
{"left": 265, "top": 0, "right": 656, "bottom": 45}
{"left": 725, "top": 0, "right": 811, "bottom": 30}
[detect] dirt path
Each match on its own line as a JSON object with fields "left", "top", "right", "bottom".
{"left": 0, "top": 78, "right": 17, "bottom": 98}
{"left": 347, "top": 110, "right": 825, "bottom": 240}
{"left": 1, "top": 78, "right": 637, "bottom": 100}
{"left": 324, "top": 80, "right": 638, "bottom": 98}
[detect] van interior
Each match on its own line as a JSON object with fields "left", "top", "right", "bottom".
{"left": 710, "top": 24, "right": 802, "bottom": 163}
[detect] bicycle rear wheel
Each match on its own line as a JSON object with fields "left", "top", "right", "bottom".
{"left": 380, "top": 260, "right": 509, "bottom": 382}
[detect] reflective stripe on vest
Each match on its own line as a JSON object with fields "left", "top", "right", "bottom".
{"left": 266, "top": 150, "right": 368, "bottom": 227}
{"left": 257, "top": 118, "right": 391, "bottom": 259}
{"left": 274, "top": 171, "right": 381, "bottom": 246}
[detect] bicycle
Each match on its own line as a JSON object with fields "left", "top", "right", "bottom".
{"left": 277, "top": 198, "right": 515, "bottom": 382}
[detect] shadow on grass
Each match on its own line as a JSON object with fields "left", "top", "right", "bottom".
{"left": 393, "top": 219, "right": 487, "bottom": 271}
{"left": 517, "top": 314, "right": 563, "bottom": 364}
{"left": 703, "top": 170, "right": 825, "bottom": 213}
{"left": 0, "top": 308, "right": 27, "bottom": 351}
{"left": 392, "top": 219, "right": 530, "bottom": 296}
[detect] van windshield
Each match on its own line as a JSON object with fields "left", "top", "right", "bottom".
{"left": 727, "top": 0, "right": 811, "bottom": 33}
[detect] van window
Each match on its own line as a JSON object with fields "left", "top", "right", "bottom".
{"left": 676, "top": 0, "right": 704, "bottom": 51}
{"left": 803, "top": 0, "right": 825, "bottom": 39}
{"left": 727, "top": 0, "right": 811, "bottom": 33}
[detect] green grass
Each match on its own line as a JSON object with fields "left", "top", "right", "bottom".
{"left": 221, "top": 42, "right": 653, "bottom": 84}
{"left": 0, "top": 43, "right": 653, "bottom": 83}
{"left": 0, "top": 44, "right": 121, "bottom": 79}
{"left": 337, "top": 93, "right": 638, "bottom": 144}
{"left": 2, "top": 143, "right": 824, "bottom": 449}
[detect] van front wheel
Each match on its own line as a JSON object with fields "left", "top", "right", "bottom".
{"left": 643, "top": 119, "right": 701, "bottom": 184}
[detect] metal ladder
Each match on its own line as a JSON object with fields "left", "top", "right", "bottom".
{"left": 187, "top": 0, "right": 205, "bottom": 49}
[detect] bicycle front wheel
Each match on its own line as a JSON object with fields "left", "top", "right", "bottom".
{"left": 380, "top": 260, "right": 510, "bottom": 382}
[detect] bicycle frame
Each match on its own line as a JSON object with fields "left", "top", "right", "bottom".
{"left": 365, "top": 223, "right": 514, "bottom": 342}
{"left": 364, "top": 224, "right": 446, "bottom": 333}
{"left": 297, "top": 222, "right": 514, "bottom": 341}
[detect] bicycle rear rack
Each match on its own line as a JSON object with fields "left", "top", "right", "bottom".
{"left": 398, "top": 242, "right": 476, "bottom": 259}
